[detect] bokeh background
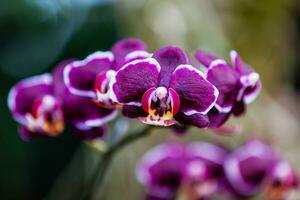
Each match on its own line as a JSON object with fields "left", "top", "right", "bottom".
{"left": 1, "top": 0, "right": 300, "bottom": 199}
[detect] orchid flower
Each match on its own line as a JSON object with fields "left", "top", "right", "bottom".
{"left": 111, "top": 46, "right": 218, "bottom": 127}
{"left": 194, "top": 50, "right": 261, "bottom": 127}
{"left": 63, "top": 38, "right": 151, "bottom": 109}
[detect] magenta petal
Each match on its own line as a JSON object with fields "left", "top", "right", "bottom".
{"left": 224, "top": 140, "right": 278, "bottom": 196}
{"left": 207, "top": 108, "right": 231, "bottom": 128}
{"left": 242, "top": 80, "right": 262, "bottom": 104}
{"left": 230, "top": 50, "right": 254, "bottom": 76}
{"left": 8, "top": 73, "right": 53, "bottom": 125}
{"left": 136, "top": 143, "right": 185, "bottom": 199}
{"left": 174, "top": 112, "right": 209, "bottom": 128}
{"left": 112, "top": 38, "right": 147, "bottom": 70}
{"left": 194, "top": 50, "right": 219, "bottom": 68}
{"left": 265, "top": 160, "right": 299, "bottom": 199}
{"left": 125, "top": 50, "right": 152, "bottom": 63}
{"left": 206, "top": 60, "right": 240, "bottom": 113}
{"left": 111, "top": 58, "right": 160, "bottom": 104}
{"left": 122, "top": 105, "right": 148, "bottom": 118}
{"left": 186, "top": 142, "right": 227, "bottom": 167}
{"left": 153, "top": 46, "right": 189, "bottom": 87}
{"left": 71, "top": 124, "right": 108, "bottom": 140}
{"left": 64, "top": 51, "right": 113, "bottom": 98}
{"left": 232, "top": 101, "right": 246, "bottom": 117}
{"left": 170, "top": 65, "right": 218, "bottom": 115}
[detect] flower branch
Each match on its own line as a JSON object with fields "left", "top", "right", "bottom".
{"left": 81, "top": 125, "right": 154, "bottom": 200}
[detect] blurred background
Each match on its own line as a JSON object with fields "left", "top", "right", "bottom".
{"left": 1, "top": 0, "right": 300, "bottom": 199}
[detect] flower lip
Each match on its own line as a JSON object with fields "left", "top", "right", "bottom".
{"left": 140, "top": 86, "right": 180, "bottom": 126}
{"left": 8, "top": 73, "right": 53, "bottom": 126}
{"left": 94, "top": 70, "right": 117, "bottom": 108}
{"left": 28, "top": 95, "right": 64, "bottom": 136}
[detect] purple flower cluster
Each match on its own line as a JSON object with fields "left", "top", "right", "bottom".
{"left": 8, "top": 38, "right": 261, "bottom": 140}
{"left": 8, "top": 60, "right": 117, "bottom": 140}
{"left": 136, "top": 140, "right": 298, "bottom": 200}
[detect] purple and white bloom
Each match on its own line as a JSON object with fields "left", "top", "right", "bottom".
{"left": 224, "top": 140, "right": 278, "bottom": 197}
{"left": 53, "top": 61, "right": 117, "bottom": 140}
{"left": 63, "top": 38, "right": 151, "bottom": 109}
{"left": 111, "top": 46, "right": 219, "bottom": 127}
{"left": 264, "top": 160, "right": 298, "bottom": 200}
{"left": 136, "top": 142, "right": 227, "bottom": 200}
{"left": 137, "top": 143, "right": 186, "bottom": 199}
{"left": 182, "top": 142, "right": 227, "bottom": 199}
{"left": 194, "top": 50, "right": 261, "bottom": 128}
{"left": 8, "top": 74, "right": 64, "bottom": 140}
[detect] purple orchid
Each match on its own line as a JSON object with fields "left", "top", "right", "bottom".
{"left": 136, "top": 142, "right": 227, "bottom": 200}
{"left": 223, "top": 140, "right": 278, "bottom": 197}
{"left": 110, "top": 46, "right": 219, "bottom": 127}
{"left": 136, "top": 143, "right": 186, "bottom": 199}
{"left": 53, "top": 60, "right": 117, "bottom": 140}
{"left": 8, "top": 73, "right": 64, "bottom": 140}
{"left": 7, "top": 60, "right": 117, "bottom": 141}
{"left": 264, "top": 160, "right": 298, "bottom": 200}
{"left": 194, "top": 50, "right": 261, "bottom": 128}
{"left": 182, "top": 142, "right": 227, "bottom": 200}
{"left": 63, "top": 38, "right": 151, "bottom": 109}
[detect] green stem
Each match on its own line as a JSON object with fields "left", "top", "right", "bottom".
{"left": 81, "top": 125, "right": 154, "bottom": 200}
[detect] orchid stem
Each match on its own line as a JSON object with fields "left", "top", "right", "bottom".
{"left": 81, "top": 125, "right": 154, "bottom": 200}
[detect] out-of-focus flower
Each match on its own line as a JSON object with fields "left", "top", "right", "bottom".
{"left": 8, "top": 73, "right": 64, "bottom": 140}
{"left": 63, "top": 38, "right": 151, "bottom": 109}
{"left": 264, "top": 161, "right": 298, "bottom": 200}
{"left": 182, "top": 142, "right": 227, "bottom": 200}
{"left": 137, "top": 143, "right": 186, "bottom": 199}
{"left": 111, "top": 46, "right": 218, "bottom": 127}
{"left": 136, "top": 142, "right": 226, "bottom": 200}
{"left": 194, "top": 50, "right": 261, "bottom": 128}
{"left": 138, "top": 140, "right": 299, "bottom": 200}
{"left": 53, "top": 60, "right": 117, "bottom": 140}
{"left": 223, "top": 140, "right": 278, "bottom": 197}
{"left": 7, "top": 59, "right": 118, "bottom": 141}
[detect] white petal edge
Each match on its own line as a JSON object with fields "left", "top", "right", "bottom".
{"left": 63, "top": 51, "right": 114, "bottom": 99}
{"left": 173, "top": 64, "right": 219, "bottom": 115}
{"left": 230, "top": 49, "right": 238, "bottom": 67}
{"left": 125, "top": 50, "right": 153, "bottom": 62}
{"left": 7, "top": 73, "right": 52, "bottom": 125}
{"left": 74, "top": 109, "right": 118, "bottom": 131}
{"left": 206, "top": 59, "right": 228, "bottom": 73}
{"left": 243, "top": 82, "right": 262, "bottom": 104}
{"left": 186, "top": 142, "right": 226, "bottom": 165}
{"left": 136, "top": 143, "right": 181, "bottom": 186}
